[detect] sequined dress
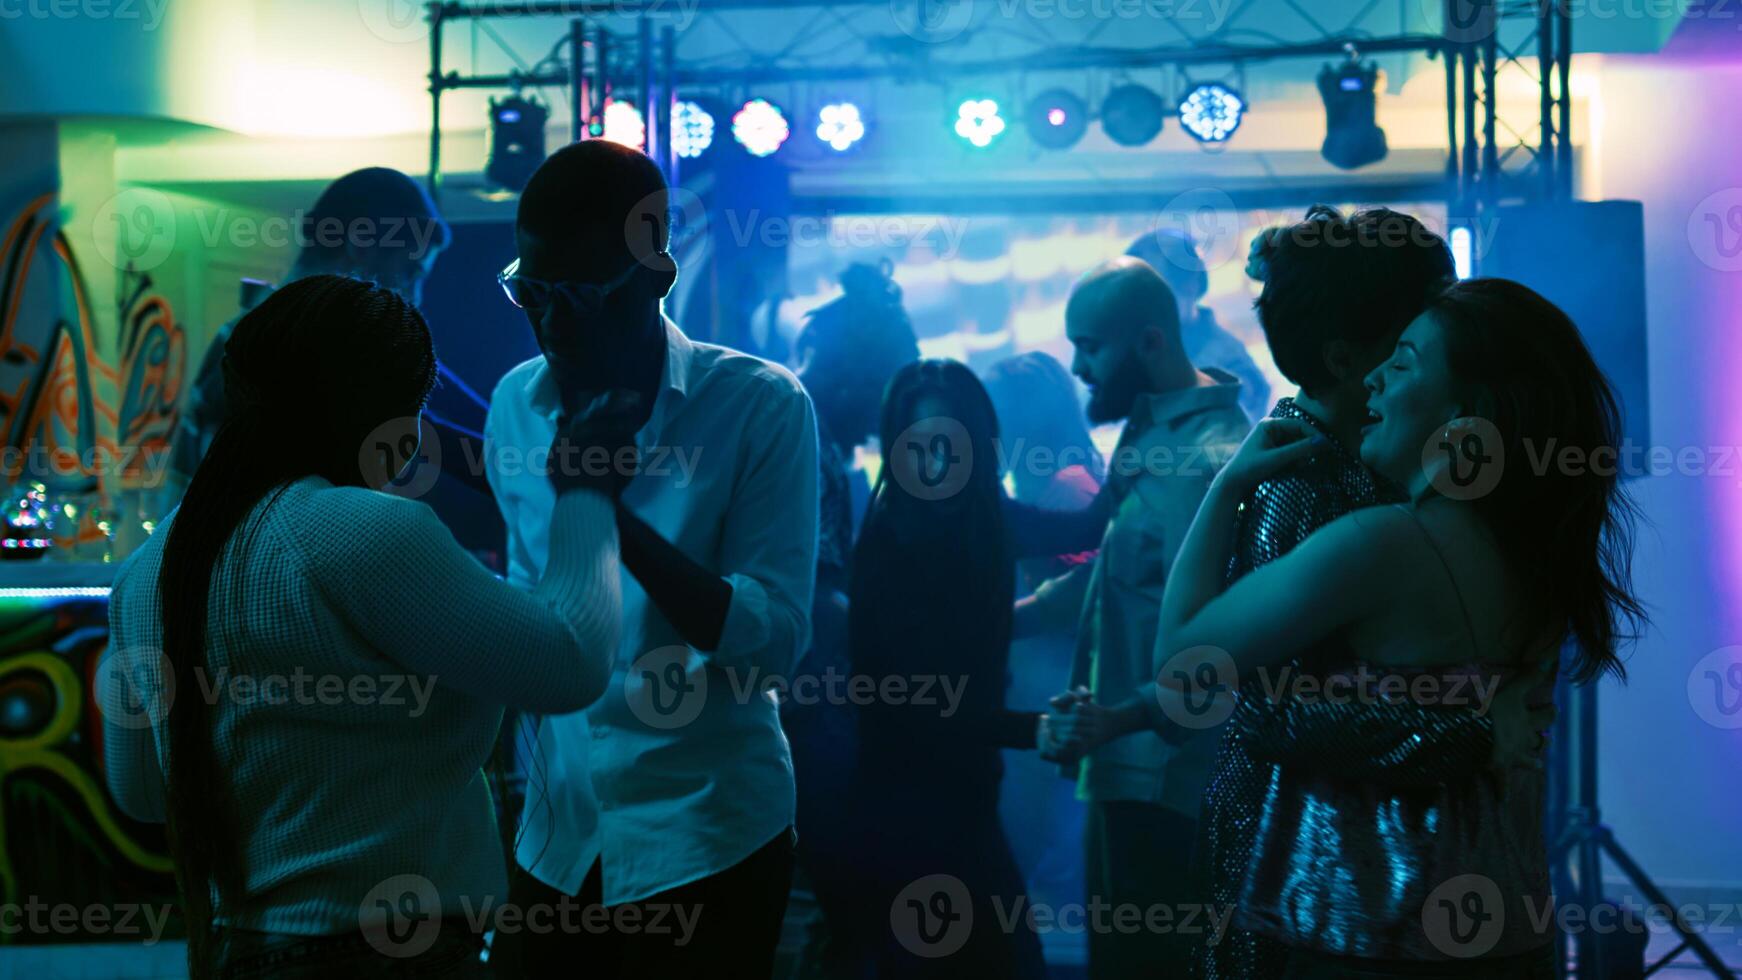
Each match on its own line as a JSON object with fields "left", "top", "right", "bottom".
{"left": 1194, "top": 399, "right": 1509, "bottom": 978}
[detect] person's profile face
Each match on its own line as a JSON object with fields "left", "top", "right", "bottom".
{"left": 1359, "top": 312, "right": 1463, "bottom": 487}
{"left": 1067, "top": 310, "right": 1143, "bottom": 425}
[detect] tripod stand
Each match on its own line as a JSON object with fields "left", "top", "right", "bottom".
{"left": 1547, "top": 660, "right": 1737, "bottom": 979}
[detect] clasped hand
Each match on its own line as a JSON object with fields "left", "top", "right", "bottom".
{"left": 547, "top": 389, "right": 645, "bottom": 498}
{"left": 1038, "top": 686, "right": 1116, "bottom": 765}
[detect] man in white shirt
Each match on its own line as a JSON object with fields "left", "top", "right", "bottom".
{"left": 484, "top": 141, "right": 818, "bottom": 977}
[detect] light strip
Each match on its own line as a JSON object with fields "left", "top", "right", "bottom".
{"left": 0, "top": 587, "right": 112, "bottom": 599}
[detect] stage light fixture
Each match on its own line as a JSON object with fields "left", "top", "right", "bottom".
{"left": 816, "top": 102, "right": 866, "bottom": 152}
{"left": 1101, "top": 84, "right": 1165, "bottom": 146}
{"left": 1024, "top": 89, "right": 1088, "bottom": 150}
{"left": 954, "top": 99, "right": 1006, "bottom": 148}
{"left": 671, "top": 100, "right": 715, "bottom": 159}
{"left": 1319, "top": 58, "right": 1388, "bottom": 169}
{"left": 732, "top": 98, "right": 790, "bottom": 157}
{"left": 602, "top": 98, "right": 646, "bottom": 150}
{"left": 486, "top": 93, "right": 549, "bottom": 192}
{"left": 1178, "top": 83, "right": 1245, "bottom": 143}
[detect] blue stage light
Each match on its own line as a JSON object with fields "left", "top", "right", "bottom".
{"left": 1024, "top": 89, "right": 1087, "bottom": 150}
{"left": 732, "top": 98, "right": 790, "bottom": 157}
{"left": 954, "top": 99, "right": 1006, "bottom": 148}
{"left": 672, "top": 100, "right": 715, "bottom": 159}
{"left": 816, "top": 102, "right": 866, "bottom": 152}
{"left": 1178, "top": 83, "right": 1245, "bottom": 143}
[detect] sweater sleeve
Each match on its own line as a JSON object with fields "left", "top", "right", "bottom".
{"left": 295, "top": 485, "right": 621, "bottom": 715}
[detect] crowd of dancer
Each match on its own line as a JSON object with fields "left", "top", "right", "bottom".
{"left": 99, "top": 139, "right": 1642, "bottom": 980}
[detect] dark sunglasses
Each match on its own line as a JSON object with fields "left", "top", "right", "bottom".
{"left": 497, "top": 258, "right": 640, "bottom": 314}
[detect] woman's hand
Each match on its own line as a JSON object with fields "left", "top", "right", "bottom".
{"left": 1489, "top": 658, "right": 1559, "bottom": 776}
{"left": 1214, "top": 418, "right": 1329, "bottom": 494}
{"left": 549, "top": 389, "right": 645, "bottom": 497}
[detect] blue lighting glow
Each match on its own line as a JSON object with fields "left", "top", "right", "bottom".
{"left": 732, "top": 98, "right": 790, "bottom": 157}
{"left": 815, "top": 102, "right": 866, "bottom": 152}
{"left": 672, "top": 100, "right": 715, "bottom": 159}
{"left": 1179, "top": 83, "right": 1246, "bottom": 143}
{"left": 954, "top": 99, "right": 1006, "bottom": 148}
{"left": 1450, "top": 225, "right": 1474, "bottom": 280}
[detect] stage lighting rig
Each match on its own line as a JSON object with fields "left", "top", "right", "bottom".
{"left": 1178, "top": 83, "right": 1244, "bottom": 143}
{"left": 603, "top": 99, "right": 646, "bottom": 150}
{"left": 485, "top": 92, "right": 548, "bottom": 192}
{"left": 1101, "top": 84, "right": 1165, "bottom": 146}
{"left": 732, "top": 98, "right": 790, "bottom": 157}
{"left": 1025, "top": 89, "right": 1088, "bottom": 150}
{"left": 954, "top": 98, "right": 1006, "bottom": 148}
{"left": 1319, "top": 49, "right": 1388, "bottom": 169}
{"left": 816, "top": 102, "right": 867, "bottom": 152}
{"left": 671, "top": 100, "right": 715, "bottom": 159}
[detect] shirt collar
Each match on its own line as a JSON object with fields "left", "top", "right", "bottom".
{"left": 524, "top": 315, "right": 691, "bottom": 422}
{"left": 1127, "top": 367, "right": 1243, "bottom": 434}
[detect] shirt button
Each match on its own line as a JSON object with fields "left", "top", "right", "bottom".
{"left": 592, "top": 727, "right": 607, "bottom": 739}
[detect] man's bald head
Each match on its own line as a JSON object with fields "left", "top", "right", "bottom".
{"left": 1066, "top": 257, "right": 1183, "bottom": 347}
{"left": 1064, "top": 258, "right": 1190, "bottom": 423}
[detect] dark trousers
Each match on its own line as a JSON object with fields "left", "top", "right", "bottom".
{"left": 1085, "top": 800, "right": 1201, "bottom": 980}
{"left": 490, "top": 828, "right": 794, "bottom": 980}
{"left": 1281, "top": 943, "right": 1559, "bottom": 979}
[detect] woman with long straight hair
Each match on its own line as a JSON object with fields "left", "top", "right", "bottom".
{"left": 100, "top": 275, "right": 629, "bottom": 978}
{"left": 843, "top": 358, "right": 1048, "bottom": 980}
{"left": 1157, "top": 278, "right": 1646, "bottom": 978}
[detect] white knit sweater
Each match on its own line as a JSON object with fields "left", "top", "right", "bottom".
{"left": 101, "top": 476, "right": 620, "bottom": 935}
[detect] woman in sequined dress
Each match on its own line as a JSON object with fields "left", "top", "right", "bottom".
{"left": 1158, "top": 278, "right": 1645, "bottom": 978}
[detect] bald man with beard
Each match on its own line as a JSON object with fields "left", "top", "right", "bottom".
{"left": 1008, "top": 258, "right": 1250, "bottom": 978}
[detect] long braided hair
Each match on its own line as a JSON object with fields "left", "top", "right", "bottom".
{"left": 157, "top": 275, "right": 435, "bottom": 976}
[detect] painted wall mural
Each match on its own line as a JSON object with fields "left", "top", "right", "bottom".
{"left": 0, "top": 193, "right": 185, "bottom": 942}
{"left": 0, "top": 193, "right": 186, "bottom": 553}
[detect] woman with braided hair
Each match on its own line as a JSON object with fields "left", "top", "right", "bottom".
{"left": 100, "top": 275, "right": 632, "bottom": 978}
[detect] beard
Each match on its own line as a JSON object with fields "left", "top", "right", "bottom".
{"left": 1084, "top": 357, "right": 1146, "bottom": 424}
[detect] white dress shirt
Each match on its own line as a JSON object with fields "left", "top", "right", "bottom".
{"left": 484, "top": 316, "right": 818, "bottom": 904}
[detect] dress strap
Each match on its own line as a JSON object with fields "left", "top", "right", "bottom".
{"left": 1391, "top": 503, "right": 1481, "bottom": 660}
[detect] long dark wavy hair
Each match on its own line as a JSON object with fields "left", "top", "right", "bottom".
{"left": 158, "top": 275, "right": 434, "bottom": 976}
{"left": 850, "top": 359, "right": 1014, "bottom": 688}
{"left": 1426, "top": 277, "right": 1646, "bottom": 682}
